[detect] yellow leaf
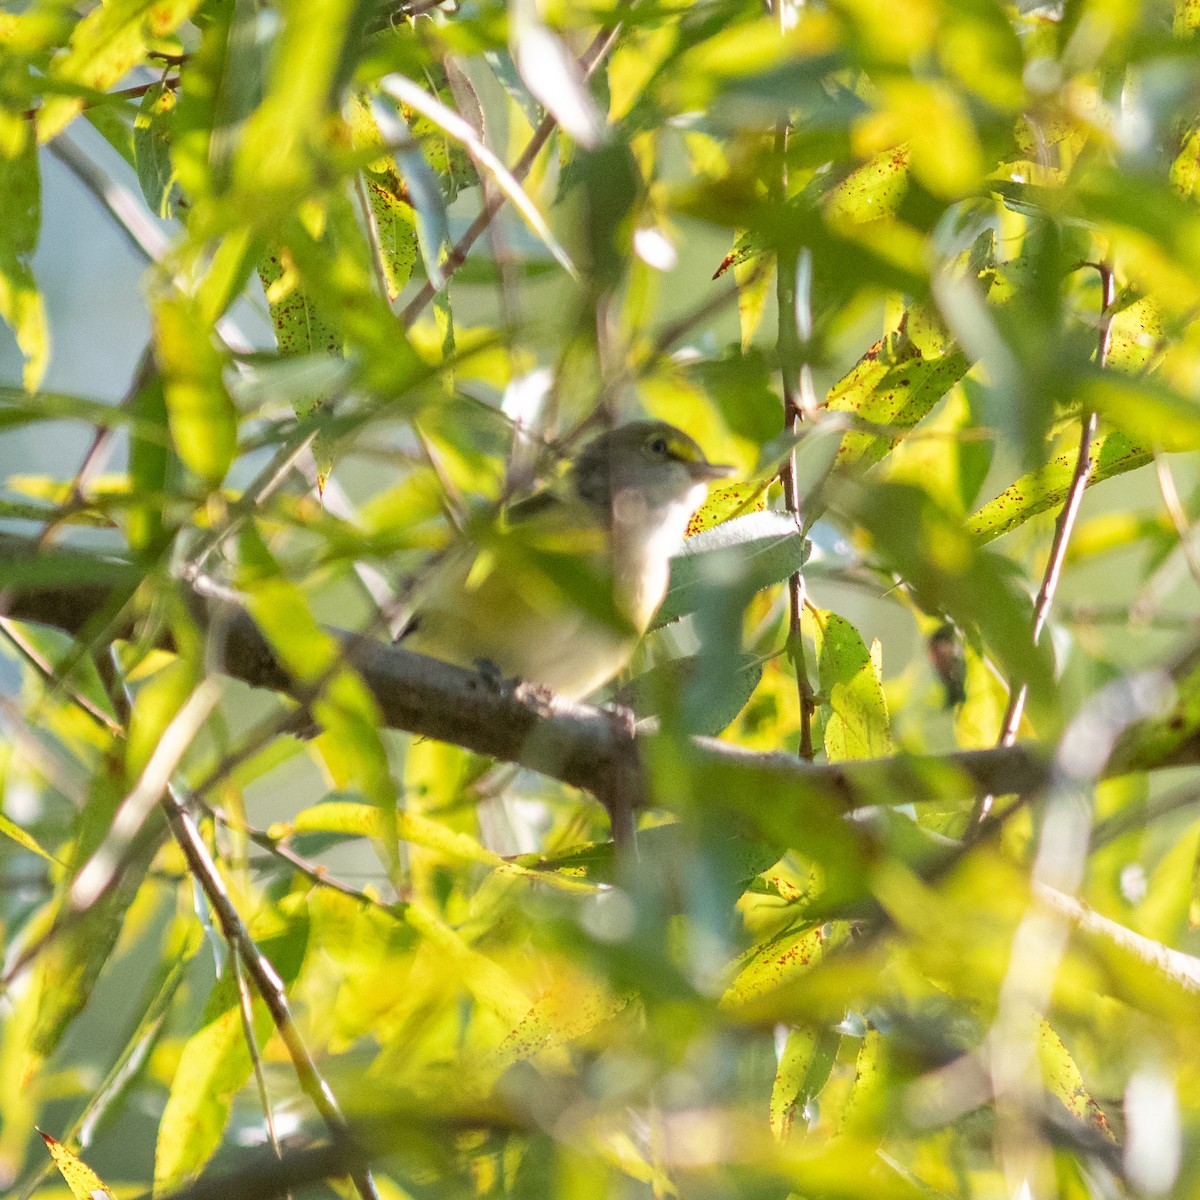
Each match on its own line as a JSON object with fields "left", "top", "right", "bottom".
{"left": 39, "top": 1131, "right": 115, "bottom": 1200}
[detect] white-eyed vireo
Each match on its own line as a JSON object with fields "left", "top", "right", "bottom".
{"left": 398, "top": 420, "right": 733, "bottom": 699}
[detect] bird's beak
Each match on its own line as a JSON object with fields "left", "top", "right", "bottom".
{"left": 688, "top": 460, "right": 736, "bottom": 482}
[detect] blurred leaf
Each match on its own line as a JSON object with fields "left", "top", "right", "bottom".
{"left": 847, "top": 481, "right": 1057, "bottom": 726}
{"left": 153, "top": 293, "right": 238, "bottom": 487}
{"left": 36, "top": 0, "right": 200, "bottom": 142}
{"left": 29, "top": 775, "right": 158, "bottom": 1065}
{"left": 617, "top": 651, "right": 763, "bottom": 735}
{"left": 511, "top": 0, "right": 604, "bottom": 148}
{"left": 237, "top": 525, "right": 398, "bottom": 826}
{"left": 0, "top": 387, "right": 139, "bottom": 428}
{"left": 686, "top": 348, "right": 782, "bottom": 445}
{"left": 0, "top": 110, "right": 48, "bottom": 389}
{"left": 154, "top": 918, "right": 308, "bottom": 1190}
{"left": 1080, "top": 372, "right": 1200, "bottom": 452}
{"left": 289, "top": 798, "right": 585, "bottom": 889}
{"left": 0, "top": 547, "right": 141, "bottom": 591}
{"left": 127, "top": 362, "right": 172, "bottom": 556}
{"left": 0, "top": 811, "right": 56, "bottom": 862}
{"left": 656, "top": 512, "right": 810, "bottom": 629}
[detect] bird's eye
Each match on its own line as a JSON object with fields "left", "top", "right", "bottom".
{"left": 649, "top": 436, "right": 669, "bottom": 456}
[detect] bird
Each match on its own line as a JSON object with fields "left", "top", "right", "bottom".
{"left": 397, "top": 420, "right": 734, "bottom": 700}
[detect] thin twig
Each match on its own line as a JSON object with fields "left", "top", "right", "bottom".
{"left": 205, "top": 801, "right": 402, "bottom": 912}
{"left": 353, "top": 170, "right": 394, "bottom": 303}
{"left": 230, "top": 943, "right": 287, "bottom": 1182}
{"left": 398, "top": 24, "right": 621, "bottom": 327}
{"left": 0, "top": 637, "right": 378, "bottom": 1200}
{"left": 980, "top": 263, "right": 1117, "bottom": 817}
{"left": 0, "top": 617, "right": 122, "bottom": 734}
{"left": 772, "top": 123, "right": 817, "bottom": 761}
{"left": 47, "top": 134, "right": 171, "bottom": 264}
{"left": 1064, "top": 603, "right": 1200, "bottom": 631}
{"left": 163, "top": 788, "right": 380, "bottom": 1200}
{"left": 24, "top": 77, "right": 180, "bottom": 121}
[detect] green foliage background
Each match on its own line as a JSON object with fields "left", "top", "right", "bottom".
{"left": 3, "top": 0, "right": 1200, "bottom": 1196}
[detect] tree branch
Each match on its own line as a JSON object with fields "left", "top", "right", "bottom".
{"left": 7, "top": 532, "right": 1194, "bottom": 824}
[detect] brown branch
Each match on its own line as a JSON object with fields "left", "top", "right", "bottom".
{"left": 1, "top": 529, "right": 1160, "bottom": 813}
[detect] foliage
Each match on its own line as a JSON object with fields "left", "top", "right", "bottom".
{"left": 2, "top": 1, "right": 1200, "bottom": 1198}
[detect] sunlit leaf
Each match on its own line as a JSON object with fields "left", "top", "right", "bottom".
{"left": 153, "top": 293, "right": 238, "bottom": 487}
{"left": 828, "top": 304, "right": 970, "bottom": 470}
{"left": 36, "top": 0, "right": 200, "bottom": 142}
{"left": 811, "top": 610, "right": 892, "bottom": 761}
{"left": 969, "top": 430, "right": 1152, "bottom": 542}
{"left": 39, "top": 1131, "right": 115, "bottom": 1200}
{"left": 0, "top": 110, "right": 48, "bottom": 389}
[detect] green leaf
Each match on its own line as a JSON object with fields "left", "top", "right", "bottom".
{"left": 0, "top": 386, "right": 137, "bottom": 429}
{"left": 153, "top": 294, "right": 238, "bottom": 487}
{"left": 29, "top": 767, "right": 158, "bottom": 1063}
{"left": 0, "top": 111, "right": 48, "bottom": 389}
{"left": 0, "top": 812, "right": 57, "bottom": 863}
{"left": 770, "top": 1025, "right": 841, "bottom": 1141}
{"left": 1036, "top": 1015, "right": 1115, "bottom": 1142}
{"left": 154, "top": 919, "right": 308, "bottom": 1190}
{"left": 127, "top": 363, "right": 172, "bottom": 556}
{"left": 617, "top": 651, "right": 763, "bottom": 736}
{"left": 968, "top": 430, "right": 1151, "bottom": 543}
{"left": 655, "top": 512, "right": 810, "bottom": 629}
{"left": 849, "top": 481, "right": 1057, "bottom": 727}
{"left": 0, "top": 545, "right": 141, "bottom": 591}
{"left": 40, "top": 1132, "right": 116, "bottom": 1200}
{"left": 133, "top": 80, "right": 181, "bottom": 217}
{"left": 828, "top": 304, "right": 970, "bottom": 470}
{"left": 37, "top": 0, "right": 201, "bottom": 142}
{"left": 822, "top": 145, "right": 910, "bottom": 225}
{"left": 347, "top": 95, "right": 419, "bottom": 300}
{"left": 812, "top": 610, "right": 893, "bottom": 761}
{"left": 256, "top": 247, "right": 342, "bottom": 358}
{"left": 721, "top": 922, "right": 848, "bottom": 1010}
{"left": 370, "top": 95, "right": 451, "bottom": 290}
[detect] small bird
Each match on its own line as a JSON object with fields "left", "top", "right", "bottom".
{"left": 398, "top": 420, "right": 733, "bottom": 699}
